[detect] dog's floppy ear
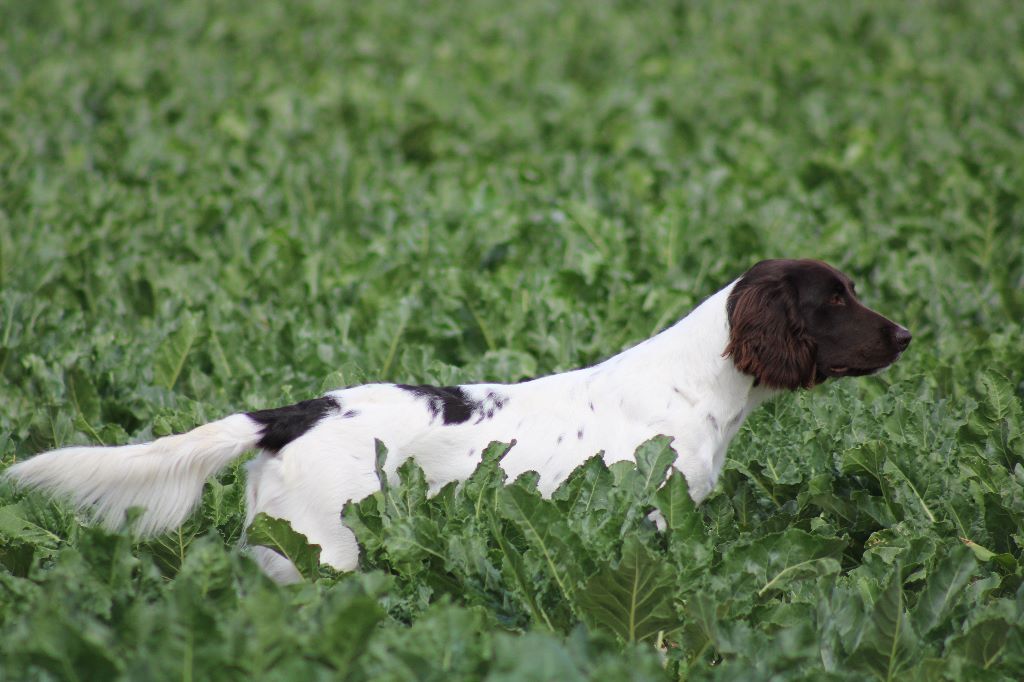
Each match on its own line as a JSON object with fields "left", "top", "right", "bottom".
{"left": 724, "top": 275, "right": 816, "bottom": 390}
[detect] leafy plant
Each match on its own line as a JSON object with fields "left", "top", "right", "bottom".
{"left": 2, "top": 0, "right": 1023, "bottom": 678}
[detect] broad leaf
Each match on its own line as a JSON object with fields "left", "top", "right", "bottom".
{"left": 499, "top": 477, "right": 584, "bottom": 604}
{"left": 245, "top": 513, "right": 322, "bottom": 582}
{"left": 653, "top": 469, "right": 703, "bottom": 535}
{"left": 313, "top": 588, "right": 387, "bottom": 672}
{"left": 718, "top": 529, "right": 846, "bottom": 597}
{"left": 576, "top": 536, "right": 681, "bottom": 643}
{"left": 911, "top": 545, "right": 977, "bottom": 636}
{"left": 65, "top": 367, "right": 101, "bottom": 427}
{"left": 153, "top": 314, "right": 201, "bottom": 390}
{"left": 460, "top": 440, "right": 513, "bottom": 527}
{"left": 849, "top": 565, "right": 920, "bottom": 680}
{"left": 0, "top": 502, "right": 63, "bottom": 548}
{"left": 945, "top": 618, "right": 1017, "bottom": 671}
{"left": 631, "top": 435, "right": 677, "bottom": 499}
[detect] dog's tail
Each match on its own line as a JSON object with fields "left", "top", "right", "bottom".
{"left": 4, "top": 414, "right": 263, "bottom": 537}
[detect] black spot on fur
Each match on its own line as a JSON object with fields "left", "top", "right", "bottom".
{"left": 672, "top": 386, "right": 697, "bottom": 407}
{"left": 577, "top": 428, "right": 584, "bottom": 440}
{"left": 557, "top": 434, "right": 564, "bottom": 445}
{"left": 399, "top": 384, "right": 509, "bottom": 425}
{"left": 589, "top": 401, "right": 596, "bottom": 412}
{"left": 474, "top": 390, "right": 509, "bottom": 423}
{"left": 343, "top": 409, "right": 360, "bottom": 419}
{"left": 248, "top": 396, "right": 340, "bottom": 453}
{"left": 398, "top": 384, "right": 474, "bottom": 425}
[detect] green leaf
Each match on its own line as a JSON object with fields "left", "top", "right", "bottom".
{"left": 960, "top": 537, "right": 1017, "bottom": 572}
{"left": 653, "top": 469, "right": 703, "bottom": 535}
{"left": 552, "top": 455, "right": 628, "bottom": 558}
{"left": 374, "top": 438, "right": 390, "bottom": 495}
{"left": 652, "top": 469, "right": 712, "bottom": 583}
{"left": 945, "top": 618, "right": 1016, "bottom": 671}
{"left": 378, "top": 460, "right": 446, "bottom": 566}
{"left": 717, "top": 529, "right": 846, "bottom": 597}
{"left": 883, "top": 457, "right": 938, "bottom": 524}
{"left": 0, "top": 540, "right": 34, "bottom": 576}
{"left": 361, "top": 603, "right": 493, "bottom": 678}
{"left": 65, "top": 367, "right": 101, "bottom": 427}
{"left": 206, "top": 324, "right": 232, "bottom": 379}
{"left": 153, "top": 313, "right": 201, "bottom": 390}
{"left": 312, "top": 587, "right": 387, "bottom": 672}
{"left": 487, "top": 626, "right": 666, "bottom": 680}
{"left": 461, "top": 440, "right": 513, "bottom": 519}
{"left": 342, "top": 496, "right": 386, "bottom": 560}
{"left": 0, "top": 502, "right": 63, "bottom": 548}
{"left": 553, "top": 454, "right": 609, "bottom": 507}
{"left": 679, "top": 592, "right": 722, "bottom": 662}
{"left": 492, "top": 517, "right": 557, "bottom": 631}
{"left": 841, "top": 440, "right": 887, "bottom": 481}
{"left": 632, "top": 435, "right": 677, "bottom": 498}
{"left": 972, "top": 372, "right": 1021, "bottom": 429}
{"left": 245, "top": 513, "right": 322, "bottom": 582}
{"left": 850, "top": 565, "right": 920, "bottom": 680}
{"left": 499, "top": 477, "right": 583, "bottom": 605}
{"left": 576, "top": 536, "right": 681, "bottom": 643}
{"left": 911, "top": 545, "right": 977, "bottom": 636}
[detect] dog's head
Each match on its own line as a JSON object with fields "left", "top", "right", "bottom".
{"left": 724, "top": 259, "right": 911, "bottom": 390}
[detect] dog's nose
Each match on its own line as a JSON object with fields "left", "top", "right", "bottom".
{"left": 893, "top": 326, "right": 912, "bottom": 351}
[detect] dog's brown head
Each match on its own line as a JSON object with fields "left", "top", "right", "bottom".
{"left": 724, "top": 259, "right": 911, "bottom": 390}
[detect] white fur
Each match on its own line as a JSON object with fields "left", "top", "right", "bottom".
{"left": 6, "top": 280, "right": 776, "bottom": 582}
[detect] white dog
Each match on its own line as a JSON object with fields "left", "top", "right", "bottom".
{"left": 6, "top": 259, "right": 911, "bottom": 582}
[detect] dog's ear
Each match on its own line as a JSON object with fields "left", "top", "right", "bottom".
{"left": 724, "top": 276, "right": 816, "bottom": 390}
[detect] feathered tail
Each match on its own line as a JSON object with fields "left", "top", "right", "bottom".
{"left": 4, "top": 414, "right": 261, "bottom": 536}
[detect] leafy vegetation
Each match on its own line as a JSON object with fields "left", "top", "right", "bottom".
{"left": 2, "top": 0, "right": 1023, "bottom": 678}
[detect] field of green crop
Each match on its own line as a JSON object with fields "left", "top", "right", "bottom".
{"left": 1, "top": 0, "right": 1023, "bottom": 678}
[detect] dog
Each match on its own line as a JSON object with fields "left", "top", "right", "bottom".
{"left": 5, "top": 259, "right": 911, "bottom": 582}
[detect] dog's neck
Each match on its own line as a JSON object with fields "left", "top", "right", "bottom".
{"left": 582, "top": 281, "right": 779, "bottom": 498}
{"left": 597, "top": 281, "right": 770, "bottom": 401}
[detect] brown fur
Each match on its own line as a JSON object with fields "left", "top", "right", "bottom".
{"left": 723, "top": 259, "right": 911, "bottom": 391}
{"left": 724, "top": 276, "right": 816, "bottom": 390}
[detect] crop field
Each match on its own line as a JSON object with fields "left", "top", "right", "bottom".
{"left": 1, "top": 0, "right": 1023, "bottom": 679}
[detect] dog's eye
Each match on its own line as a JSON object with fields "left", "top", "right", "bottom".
{"left": 829, "top": 293, "right": 845, "bottom": 306}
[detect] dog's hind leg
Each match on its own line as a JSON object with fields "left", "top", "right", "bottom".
{"left": 242, "top": 445, "right": 371, "bottom": 580}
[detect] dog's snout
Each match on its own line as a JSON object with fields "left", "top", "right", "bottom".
{"left": 892, "top": 326, "right": 912, "bottom": 351}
